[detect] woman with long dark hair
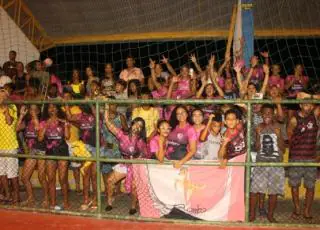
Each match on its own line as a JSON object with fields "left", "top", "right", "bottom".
{"left": 38, "top": 103, "right": 70, "bottom": 210}
{"left": 104, "top": 110, "right": 147, "bottom": 215}
{"left": 168, "top": 105, "right": 197, "bottom": 168}
{"left": 17, "top": 105, "right": 48, "bottom": 207}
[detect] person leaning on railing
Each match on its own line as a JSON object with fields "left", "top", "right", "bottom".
{"left": 287, "top": 97, "right": 320, "bottom": 220}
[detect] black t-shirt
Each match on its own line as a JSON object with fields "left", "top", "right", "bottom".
{"left": 15, "top": 73, "right": 27, "bottom": 92}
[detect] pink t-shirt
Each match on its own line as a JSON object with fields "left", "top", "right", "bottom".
{"left": 40, "top": 120, "right": 65, "bottom": 149}
{"left": 268, "top": 75, "right": 284, "bottom": 91}
{"left": 119, "top": 67, "right": 144, "bottom": 83}
{"left": 285, "top": 75, "right": 309, "bottom": 98}
{"left": 172, "top": 78, "right": 192, "bottom": 99}
{"left": 167, "top": 123, "right": 197, "bottom": 159}
{"left": 149, "top": 135, "right": 173, "bottom": 159}
{"left": 115, "top": 128, "right": 147, "bottom": 158}
{"left": 151, "top": 86, "right": 167, "bottom": 99}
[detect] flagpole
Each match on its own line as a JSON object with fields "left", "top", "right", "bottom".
{"left": 225, "top": 4, "right": 238, "bottom": 57}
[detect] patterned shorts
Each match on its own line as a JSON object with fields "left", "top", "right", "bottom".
{"left": 0, "top": 149, "right": 19, "bottom": 179}
{"left": 250, "top": 166, "right": 285, "bottom": 195}
{"left": 288, "top": 160, "right": 317, "bottom": 189}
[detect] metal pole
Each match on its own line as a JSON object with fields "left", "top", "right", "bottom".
{"left": 245, "top": 101, "right": 252, "bottom": 222}
{"left": 95, "top": 101, "right": 102, "bottom": 215}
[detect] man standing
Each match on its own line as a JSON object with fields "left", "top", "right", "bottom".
{"left": 2, "top": 50, "right": 17, "bottom": 78}
{"left": 287, "top": 103, "right": 319, "bottom": 219}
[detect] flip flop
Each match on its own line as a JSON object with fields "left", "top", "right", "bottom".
{"left": 80, "top": 201, "right": 93, "bottom": 211}
{"left": 291, "top": 211, "right": 301, "bottom": 220}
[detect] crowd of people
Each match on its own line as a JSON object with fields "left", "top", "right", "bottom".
{"left": 0, "top": 48, "right": 319, "bottom": 223}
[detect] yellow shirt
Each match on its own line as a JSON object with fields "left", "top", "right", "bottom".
{"left": 132, "top": 107, "right": 160, "bottom": 138}
{"left": 61, "top": 105, "right": 82, "bottom": 143}
{"left": 0, "top": 105, "right": 19, "bottom": 150}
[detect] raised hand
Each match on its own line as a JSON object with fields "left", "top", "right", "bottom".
{"left": 149, "top": 59, "right": 156, "bottom": 69}
{"left": 161, "top": 55, "right": 168, "bottom": 64}
{"left": 209, "top": 54, "right": 215, "bottom": 66}
{"left": 20, "top": 105, "right": 28, "bottom": 117}
{"left": 262, "top": 64, "right": 270, "bottom": 75}
{"left": 171, "top": 76, "right": 179, "bottom": 84}
{"left": 190, "top": 53, "right": 197, "bottom": 63}
{"left": 233, "top": 64, "right": 242, "bottom": 73}
{"left": 208, "top": 114, "right": 215, "bottom": 121}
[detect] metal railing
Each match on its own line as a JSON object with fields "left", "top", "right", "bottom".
{"left": 0, "top": 98, "right": 319, "bottom": 228}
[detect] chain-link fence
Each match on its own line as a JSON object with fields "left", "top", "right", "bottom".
{"left": 0, "top": 99, "right": 319, "bottom": 228}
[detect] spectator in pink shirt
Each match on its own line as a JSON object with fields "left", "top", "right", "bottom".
{"left": 119, "top": 56, "right": 144, "bottom": 84}
{"left": 268, "top": 64, "right": 285, "bottom": 93}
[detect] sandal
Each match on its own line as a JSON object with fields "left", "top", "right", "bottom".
{"left": 80, "top": 201, "right": 93, "bottom": 211}
{"left": 105, "top": 205, "right": 113, "bottom": 212}
{"left": 129, "top": 208, "right": 137, "bottom": 215}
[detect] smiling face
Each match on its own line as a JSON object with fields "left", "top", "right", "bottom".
{"left": 192, "top": 110, "right": 204, "bottom": 125}
{"left": 262, "top": 107, "right": 274, "bottom": 125}
{"left": 211, "top": 121, "right": 222, "bottom": 135}
{"left": 176, "top": 107, "right": 188, "bottom": 123}
{"left": 205, "top": 84, "right": 214, "bottom": 97}
{"left": 225, "top": 113, "right": 239, "bottom": 129}
{"left": 271, "top": 64, "right": 281, "bottom": 75}
{"left": 180, "top": 66, "right": 189, "bottom": 78}
{"left": 158, "top": 121, "right": 171, "bottom": 138}
{"left": 300, "top": 103, "right": 314, "bottom": 116}
{"left": 48, "top": 104, "right": 58, "bottom": 117}
{"left": 132, "top": 120, "right": 144, "bottom": 135}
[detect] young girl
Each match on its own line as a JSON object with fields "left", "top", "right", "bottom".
{"left": 268, "top": 64, "right": 284, "bottom": 93}
{"left": 149, "top": 120, "right": 172, "bottom": 162}
{"left": 167, "top": 106, "right": 197, "bottom": 168}
{"left": 191, "top": 108, "right": 206, "bottom": 159}
{"left": 101, "top": 63, "right": 115, "bottom": 96}
{"left": 85, "top": 66, "right": 99, "bottom": 95}
{"left": 38, "top": 104, "right": 70, "bottom": 210}
{"left": 197, "top": 113, "right": 223, "bottom": 160}
{"left": 17, "top": 105, "right": 48, "bottom": 207}
{"left": 104, "top": 110, "right": 147, "bottom": 215}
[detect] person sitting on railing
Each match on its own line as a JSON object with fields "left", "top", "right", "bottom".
{"left": 104, "top": 110, "right": 148, "bottom": 215}
{"left": 249, "top": 104, "right": 285, "bottom": 223}
{"left": 287, "top": 101, "right": 320, "bottom": 220}
{"left": 38, "top": 103, "right": 70, "bottom": 210}
{"left": 167, "top": 105, "right": 197, "bottom": 169}
{"left": 16, "top": 104, "right": 48, "bottom": 208}
{"left": 65, "top": 104, "right": 98, "bottom": 211}
{"left": 218, "top": 109, "right": 246, "bottom": 168}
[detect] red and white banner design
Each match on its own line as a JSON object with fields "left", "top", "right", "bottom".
{"left": 133, "top": 154, "right": 246, "bottom": 221}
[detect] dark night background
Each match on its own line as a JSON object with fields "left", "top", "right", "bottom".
{"left": 41, "top": 38, "right": 320, "bottom": 92}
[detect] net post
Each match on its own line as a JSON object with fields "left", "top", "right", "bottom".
{"left": 95, "top": 101, "right": 102, "bottom": 214}
{"left": 245, "top": 101, "right": 252, "bottom": 222}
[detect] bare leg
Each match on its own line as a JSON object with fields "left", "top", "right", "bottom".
{"left": 304, "top": 188, "right": 315, "bottom": 219}
{"left": 10, "top": 177, "right": 20, "bottom": 204}
{"left": 105, "top": 171, "right": 126, "bottom": 210}
{"left": 58, "top": 160, "right": 69, "bottom": 209}
{"left": 21, "top": 159, "right": 37, "bottom": 206}
{"left": 46, "top": 160, "right": 57, "bottom": 207}
{"left": 90, "top": 163, "right": 97, "bottom": 207}
{"left": 72, "top": 167, "right": 81, "bottom": 194}
{"left": 267, "top": 194, "right": 278, "bottom": 223}
{"left": 0, "top": 175, "right": 10, "bottom": 201}
{"left": 291, "top": 187, "right": 300, "bottom": 219}
{"left": 82, "top": 166, "right": 91, "bottom": 206}
{"left": 249, "top": 192, "right": 257, "bottom": 222}
{"left": 37, "top": 160, "right": 49, "bottom": 208}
